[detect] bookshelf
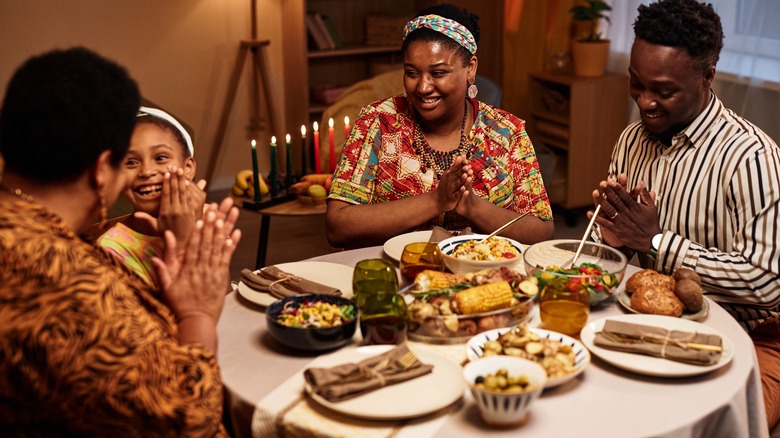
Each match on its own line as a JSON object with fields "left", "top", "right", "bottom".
{"left": 280, "top": 0, "right": 505, "bottom": 140}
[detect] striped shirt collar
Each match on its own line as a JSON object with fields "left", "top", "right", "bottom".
{"left": 680, "top": 91, "right": 724, "bottom": 146}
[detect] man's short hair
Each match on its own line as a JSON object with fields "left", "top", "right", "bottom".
{"left": 633, "top": 0, "right": 724, "bottom": 73}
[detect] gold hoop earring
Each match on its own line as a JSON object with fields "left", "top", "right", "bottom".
{"left": 98, "top": 185, "right": 108, "bottom": 226}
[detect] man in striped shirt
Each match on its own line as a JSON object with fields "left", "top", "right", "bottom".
{"left": 591, "top": 0, "right": 780, "bottom": 429}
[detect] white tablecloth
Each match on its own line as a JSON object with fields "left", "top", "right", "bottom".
{"left": 218, "top": 246, "right": 769, "bottom": 438}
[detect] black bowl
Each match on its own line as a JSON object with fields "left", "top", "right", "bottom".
{"left": 266, "top": 294, "right": 357, "bottom": 351}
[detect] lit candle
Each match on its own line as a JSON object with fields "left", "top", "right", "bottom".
{"left": 270, "top": 136, "right": 278, "bottom": 197}
{"left": 250, "top": 139, "right": 261, "bottom": 203}
{"left": 285, "top": 133, "right": 293, "bottom": 189}
{"left": 300, "top": 125, "right": 308, "bottom": 176}
{"left": 313, "top": 121, "right": 321, "bottom": 173}
{"left": 328, "top": 117, "right": 335, "bottom": 172}
{"left": 343, "top": 115, "right": 350, "bottom": 144}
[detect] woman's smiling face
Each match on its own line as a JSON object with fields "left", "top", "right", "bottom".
{"left": 403, "top": 40, "right": 475, "bottom": 127}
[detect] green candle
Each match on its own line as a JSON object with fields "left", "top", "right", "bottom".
{"left": 250, "top": 139, "right": 261, "bottom": 203}
{"left": 285, "top": 133, "right": 293, "bottom": 189}
{"left": 270, "top": 136, "right": 278, "bottom": 197}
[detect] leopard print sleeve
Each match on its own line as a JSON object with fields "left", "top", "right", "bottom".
{"left": 0, "top": 202, "right": 227, "bottom": 437}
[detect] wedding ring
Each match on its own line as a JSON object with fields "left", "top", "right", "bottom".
{"left": 610, "top": 212, "right": 619, "bottom": 220}
{"left": 602, "top": 193, "right": 608, "bottom": 199}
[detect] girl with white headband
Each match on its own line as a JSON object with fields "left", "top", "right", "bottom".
{"left": 326, "top": 3, "right": 554, "bottom": 248}
{"left": 98, "top": 106, "right": 210, "bottom": 288}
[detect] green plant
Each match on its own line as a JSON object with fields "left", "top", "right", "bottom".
{"left": 570, "top": 0, "right": 612, "bottom": 42}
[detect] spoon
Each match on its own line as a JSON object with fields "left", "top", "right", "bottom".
{"left": 566, "top": 204, "right": 601, "bottom": 268}
{"left": 479, "top": 212, "right": 530, "bottom": 243}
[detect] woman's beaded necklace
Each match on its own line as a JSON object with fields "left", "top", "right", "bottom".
{"left": 0, "top": 184, "right": 34, "bottom": 201}
{"left": 413, "top": 99, "right": 471, "bottom": 176}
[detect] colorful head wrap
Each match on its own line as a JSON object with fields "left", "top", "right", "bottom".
{"left": 403, "top": 14, "right": 477, "bottom": 55}
{"left": 137, "top": 106, "right": 194, "bottom": 156}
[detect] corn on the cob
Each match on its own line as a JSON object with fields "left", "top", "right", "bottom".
{"left": 414, "top": 270, "right": 467, "bottom": 290}
{"left": 454, "top": 280, "right": 514, "bottom": 314}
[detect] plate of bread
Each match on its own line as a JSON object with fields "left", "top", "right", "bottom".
{"left": 617, "top": 268, "right": 708, "bottom": 321}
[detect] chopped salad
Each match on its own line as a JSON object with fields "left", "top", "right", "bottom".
{"left": 451, "top": 237, "right": 520, "bottom": 261}
{"left": 530, "top": 262, "right": 619, "bottom": 295}
{"left": 276, "top": 299, "right": 356, "bottom": 328}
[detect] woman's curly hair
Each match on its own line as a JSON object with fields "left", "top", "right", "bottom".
{"left": 634, "top": 0, "right": 724, "bottom": 73}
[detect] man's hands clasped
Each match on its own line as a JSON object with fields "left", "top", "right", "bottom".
{"left": 591, "top": 173, "right": 661, "bottom": 252}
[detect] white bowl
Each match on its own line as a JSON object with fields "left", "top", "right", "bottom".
{"left": 438, "top": 234, "right": 523, "bottom": 275}
{"left": 463, "top": 356, "right": 547, "bottom": 427}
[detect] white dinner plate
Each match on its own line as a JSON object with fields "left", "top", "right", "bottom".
{"left": 580, "top": 314, "right": 734, "bottom": 377}
{"left": 383, "top": 230, "right": 433, "bottom": 262}
{"left": 237, "top": 261, "right": 354, "bottom": 307}
{"left": 465, "top": 327, "right": 590, "bottom": 388}
{"left": 305, "top": 345, "right": 465, "bottom": 420}
{"left": 616, "top": 288, "right": 709, "bottom": 321}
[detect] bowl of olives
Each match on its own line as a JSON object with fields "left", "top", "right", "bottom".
{"left": 462, "top": 356, "right": 547, "bottom": 427}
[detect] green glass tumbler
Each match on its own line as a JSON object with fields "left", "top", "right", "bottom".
{"left": 352, "top": 258, "right": 407, "bottom": 345}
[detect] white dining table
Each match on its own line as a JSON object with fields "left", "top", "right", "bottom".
{"left": 217, "top": 246, "right": 769, "bottom": 438}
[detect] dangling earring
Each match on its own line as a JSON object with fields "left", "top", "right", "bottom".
{"left": 98, "top": 185, "right": 108, "bottom": 226}
{"left": 467, "top": 83, "right": 479, "bottom": 99}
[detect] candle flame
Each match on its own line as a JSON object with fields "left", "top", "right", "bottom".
{"left": 251, "top": 139, "right": 256, "bottom": 149}
{"left": 301, "top": 125, "right": 306, "bottom": 136}
{"left": 313, "top": 121, "right": 318, "bottom": 131}
{"left": 328, "top": 118, "right": 334, "bottom": 128}
{"left": 271, "top": 136, "right": 276, "bottom": 144}
{"left": 344, "top": 116, "right": 349, "bottom": 125}
{"left": 286, "top": 133, "right": 291, "bottom": 142}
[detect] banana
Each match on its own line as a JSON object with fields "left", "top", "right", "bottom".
{"left": 235, "top": 169, "right": 269, "bottom": 196}
{"left": 235, "top": 169, "right": 253, "bottom": 190}
{"left": 232, "top": 183, "right": 246, "bottom": 197}
{"left": 257, "top": 173, "right": 269, "bottom": 196}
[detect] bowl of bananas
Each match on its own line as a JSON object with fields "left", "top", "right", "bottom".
{"left": 402, "top": 268, "right": 538, "bottom": 344}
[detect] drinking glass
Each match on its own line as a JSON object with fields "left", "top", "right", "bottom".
{"left": 399, "top": 242, "right": 445, "bottom": 281}
{"left": 352, "top": 259, "right": 407, "bottom": 345}
{"left": 539, "top": 276, "right": 590, "bottom": 335}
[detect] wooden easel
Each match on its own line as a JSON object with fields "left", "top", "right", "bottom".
{"left": 204, "top": 0, "right": 281, "bottom": 183}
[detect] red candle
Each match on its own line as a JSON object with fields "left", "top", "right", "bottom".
{"left": 313, "top": 121, "right": 321, "bottom": 173}
{"left": 328, "top": 117, "right": 335, "bottom": 172}
{"left": 343, "top": 115, "right": 350, "bottom": 144}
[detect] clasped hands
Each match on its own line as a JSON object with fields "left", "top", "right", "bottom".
{"left": 435, "top": 155, "right": 476, "bottom": 216}
{"left": 590, "top": 173, "right": 661, "bottom": 253}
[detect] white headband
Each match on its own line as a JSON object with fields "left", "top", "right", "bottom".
{"left": 137, "top": 106, "right": 194, "bottom": 156}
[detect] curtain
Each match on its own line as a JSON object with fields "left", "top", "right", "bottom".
{"left": 605, "top": 0, "right": 780, "bottom": 141}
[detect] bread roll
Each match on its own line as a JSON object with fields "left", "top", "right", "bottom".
{"left": 673, "top": 267, "right": 702, "bottom": 286}
{"left": 626, "top": 269, "right": 676, "bottom": 293}
{"left": 674, "top": 279, "right": 704, "bottom": 312}
{"left": 630, "top": 285, "right": 684, "bottom": 317}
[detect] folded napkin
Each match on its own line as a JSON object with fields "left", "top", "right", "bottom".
{"left": 594, "top": 320, "right": 723, "bottom": 366}
{"left": 304, "top": 344, "right": 434, "bottom": 402}
{"left": 428, "top": 226, "right": 472, "bottom": 244}
{"left": 240, "top": 266, "right": 341, "bottom": 299}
